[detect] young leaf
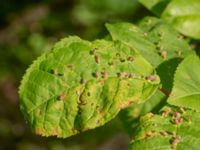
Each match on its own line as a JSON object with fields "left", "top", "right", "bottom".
{"left": 167, "top": 54, "right": 200, "bottom": 112}
{"left": 129, "top": 106, "right": 200, "bottom": 150}
{"left": 19, "top": 36, "right": 159, "bottom": 138}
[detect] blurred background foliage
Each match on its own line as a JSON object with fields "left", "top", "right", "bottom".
{"left": 0, "top": 0, "right": 151, "bottom": 149}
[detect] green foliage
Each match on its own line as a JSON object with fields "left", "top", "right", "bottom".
{"left": 106, "top": 22, "right": 163, "bottom": 67}
{"left": 139, "top": 0, "right": 200, "bottom": 39}
{"left": 168, "top": 54, "right": 200, "bottom": 111}
{"left": 107, "top": 17, "right": 192, "bottom": 91}
{"left": 129, "top": 54, "right": 200, "bottom": 149}
{"left": 17, "top": 2, "right": 200, "bottom": 149}
{"left": 129, "top": 105, "right": 200, "bottom": 150}
{"left": 138, "top": 16, "right": 192, "bottom": 91}
{"left": 138, "top": 17, "right": 191, "bottom": 62}
{"left": 19, "top": 36, "right": 159, "bottom": 138}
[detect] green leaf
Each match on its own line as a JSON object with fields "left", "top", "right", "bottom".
{"left": 162, "top": 0, "right": 200, "bottom": 39}
{"left": 139, "top": 0, "right": 200, "bottom": 39}
{"left": 139, "top": 0, "right": 170, "bottom": 16}
{"left": 19, "top": 36, "right": 159, "bottom": 138}
{"left": 138, "top": 16, "right": 192, "bottom": 91}
{"left": 107, "top": 18, "right": 192, "bottom": 91}
{"left": 138, "top": 17, "right": 191, "bottom": 60}
{"left": 156, "top": 58, "right": 182, "bottom": 92}
{"left": 106, "top": 22, "right": 163, "bottom": 67}
{"left": 129, "top": 106, "right": 200, "bottom": 150}
{"left": 167, "top": 54, "right": 200, "bottom": 112}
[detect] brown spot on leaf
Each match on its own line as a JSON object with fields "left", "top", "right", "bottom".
{"left": 161, "top": 108, "right": 171, "bottom": 117}
{"left": 67, "top": 64, "right": 73, "bottom": 70}
{"left": 80, "top": 79, "right": 87, "bottom": 84}
{"left": 145, "top": 131, "right": 153, "bottom": 137}
{"left": 96, "top": 119, "right": 100, "bottom": 124}
{"left": 128, "top": 100, "right": 135, "bottom": 105}
{"left": 146, "top": 75, "right": 157, "bottom": 81}
{"left": 116, "top": 53, "right": 120, "bottom": 57}
{"left": 95, "top": 55, "right": 100, "bottom": 63}
{"left": 54, "top": 68, "right": 58, "bottom": 75}
{"left": 96, "top": 72, "right": 100, "bottom": 78}
{"left": 190, "top": 44, "right": 197, "bottom": 50}
{"left": 118, "top": 72, "right": 128, "bottom": 78}
{"left": 120, "top": 58, "right": 126, "bottom": 62}
{"left": 78, "top": 99, "right": 87, "bottom": 105}
{"left": 117, "top": 102, "right": 125, "bottom": 109}
{"left": 93, "top": 71, "right": 100, "bottom": 78}
{"left": 173, "top": 118, "right": 182, "bottom": 125}
{"left": 171, "top": 136, "right": 181, "bottom": 149}
{"left": 160, "top": 50, "right": 167, "bottom": 59}
{"left": 103, "top": 71, "right": 108, "bottom": 79}
{"left": 49, "top": 129, "right": 58, "bottom": 136}
{"left": 90, "top": 48, "right": 96, "bottom": 55}
{"left": 143, "top": 32, "right": 148, "bottom": 37}
{"left": 36, "top": 128, "right": 44, "bottom": 135}
{"left": 129, "top": 73, "right": 135, "bottom": 79}
{"left": 160, "top": 131, "right": 168, "bottom": 137}
{"left": 128, "top": 56, "right": 135, "bottom": 62}
{"left": 174, "top": 112, "right": 181, "bottom": 118}
{"left": 99, "top": 110, "right": 104, "bottom": 116}
{"left": 108, "top": 61, "right": 114, "bottom": 66}
{"left": 179, "top": 107, "right": 185, "bottom": 113}
{"left": 59, "top": 93, "right": 65, "bottom": 101}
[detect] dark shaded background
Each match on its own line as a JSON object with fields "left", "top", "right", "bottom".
{"left": 0, "top": 1, "right": 150, "bottom": 149}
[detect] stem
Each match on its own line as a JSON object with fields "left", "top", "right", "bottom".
{"left": 159, "top": 88, "right": 170, "bottom": 97}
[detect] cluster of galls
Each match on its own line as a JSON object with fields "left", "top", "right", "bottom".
{"left": 143, "top": 107, "right": 192, "bottom": 149}
{"left": 161, "top": 107, "right": 192, "bottom": 149}
{"left": 89, "top": 48, "right": 157, "bottom": 82}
